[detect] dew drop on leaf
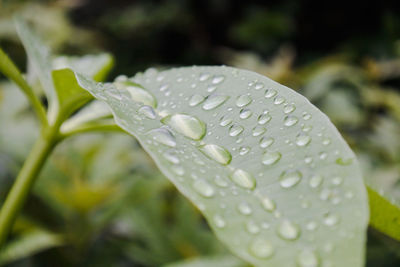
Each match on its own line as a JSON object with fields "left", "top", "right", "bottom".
{"left": 249, "top": 239, "right": 274, "bottom": 259}
{"left": 236, "top": 95, "right": 252, "bottom": 107}
{"left": 262, "top": 151, "right": 282, "bottom": 166}
{"left": 189, "top": 94, "right": 205, "bottom": 107}
{"left": 260, "top": 137, "right": 274, "bottom": 148}
{"left": 213, "top": 214, "right": 226, "bottom": 228}
{"left": 124, "top": 82, "right": 157, "bottom": 107}
{"left": 230, "top": 169, "right": 256, "bottom": 189}
{"left": 138, "top": 105, "right": 156, "bottom": 119}
{"left": 297, "top": 250, "right": 319, "bottom": 267}
{"left": 239, "top": 109, "right": 253, "bottom": 119}
{"left": 147, "top": 128, "right": 176, "bottom": 147}
{"left": 296, "top": 135, "right": 312, "bottom": 147}
{"left": 284, "top": 116, "right": 299, "bottom": 127}
{"left": 277, "top": 220, "right": 300, "bottom": 240}
{"left": 280, "top": 170, "right": 302, "bottom": 188}
{"left": 199, "top": 144, "right": 232, "bottom": 165}
{"left": 229, "top": 124, "right": 244, "bottom": 137}
{"left": 202, "top": 95, "right": 229, "bottom": 110}
{"left": 162, "top": 113, "right": 206, "bottom": 140}
{"left": 265, "top": 89, "right": 277, "bottom": 98}
{"left": 193, "top": 179, "right": 215, "bottom": 198}
{"left": 309, "top": 175, "right": 323, "bottom": 188}
{"left": 258, "top": 113, "right": 272, "bottom": 125}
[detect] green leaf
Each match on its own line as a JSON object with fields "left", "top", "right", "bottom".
{"left": 14, "top": 17, "right": 58, "bottom": 122}
{"left": 164, "top": 254, "right": 248, "bottom": 267}
{"left": 76, "top": 67, "right": 369, "bottom": 267}
{"left": 368, "top": 187, "right": 400, "bottom": 241}
{"left": 0, "top": 229, "right": 63, "bottom": 265}
{"left": 51, "top": 68, "right": 92, "bottom": 120}
{"left": 53, "top": 53, "right": 114, "bottom": 82}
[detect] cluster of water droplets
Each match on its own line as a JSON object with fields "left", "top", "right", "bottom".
{"left": 85, "top": 67, "right": 365, "bottom": 267}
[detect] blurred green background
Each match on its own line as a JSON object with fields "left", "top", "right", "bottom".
{"left": 0, "top": 0, "right": 400, "bottom": 266}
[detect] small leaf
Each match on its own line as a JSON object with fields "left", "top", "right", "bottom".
{"left": 76, "top": 67, "right": 369, "bottom": 267}
{"left": 14, "top": 17, "right": 58, "bottom": 121}
{"left": 51, "top": 68, "right": 92, "bottom": 119}
{"left": 0, "top": 229, "right": 63, "bottom": 265}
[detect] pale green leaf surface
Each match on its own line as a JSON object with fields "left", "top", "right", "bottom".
{"left": 53, "top": 53, "right": 114, "bottom": 82}
{"left": 0, "top": 229, "right": 63, "bottom": 265}
{"left": 76, "top": 66, "right": 369, "bottom": 267}
{"left": 164, "top": 254, "right": 248, "bottom": 267}
{"left": 14, "top": 18, "right": 58, "bottom": 122}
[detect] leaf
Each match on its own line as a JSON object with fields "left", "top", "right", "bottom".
{"left": 0, "top": 229, "right": 63, "bottom": 265}
{"left": 51, "top": 68, "right": 92, "bottom": 119}
{"left": 14, "top": 17, "right": 58, "bottom": 122}
{"left": 76, "top": 67, "right": 369, "bottom": 267}
{"left": 53, "top": 53, "right": 114, "bottom": 82}
{"left": 163, "top": 254, "right": 248, "bottom": 267}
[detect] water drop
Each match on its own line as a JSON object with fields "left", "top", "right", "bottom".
{"left": 189, "top": 94, "right": 205, "bottom": 107}
{"left": 199, "top": 144, "right": 232, "bottom": 165}
{"left": 336, "top": 157, "right": 353, "bottom": 165}
{"left": 162, "top": 114, "right": 206, "bottom": 140}
{"left": 138, "top": 105, "right": 156, "bottom": 119}
{"left": 258, "top": 113, "right": 271, "bottom": 125}
{"left": 124, "top": 82, "right": 157, "bottom": 107}
{"left": 213, "top": 214, "right": 226, "bottom": 228}
{"left": 147, "top": 128, "right": 176, "bottom": 147}
{"left": 212, "top": 75, "right": 225, "bottom": 84}
{"left": 199, "top": 73, "right": 210, "bottom": 81}
{"left": 237, "top": 202, "right": 253, "bottom": 215}
{"left": 246, "top": 220, "right": 260, "bottom": 234}
{"left": 252, "top": 126, "right": 266, "bottom": 136}
{"left": 322, "top": 137, "right": 331, "bottom": 146}
{"left": 229, "top": 125, "right": 244, "bottom": 137}
{"left": 239, "top": 146, "right": 251, "bottom": 155}
{"left": 249, "top": 239, "right": 274, "bottom": 259}
{"left": 259, "top": 195, "right": 276, "bottom": 212}
{"left": 265, "top": 89, "right": 277, "bottom": 98}
{"left": 172, "top": 166, "right": 185, "bottom": 176}
{"left": 303, "top": 112, "right": 312, "bottom": 120}
{"left": 163, "top": 150, "right": 180, "bottom": 164}
{"left": 236, "top": 95, "right": 252, "bottom": 107}
{"left": 262, "top": 151, "right": 281, "bottom": 166}
{"left": 274, "top": 96, "right": 285, "bottom": 105}
{"left": 332, "top": 176, "right": 343, "bottom": 186}
{"left": 202, "top": 95, "right": 229, "bottom": 110}
{"left": 283, "top": 104, "right": 296, "bottom": 114}
{"left": 193, "top": 179, "right": 215, "bottom": 198}
{"left": 296, "top": 135, "right": 311, "bottom": 147}
{"left": 309, "top": 175, "right": 323, "bottom": 188}
{"left": 302, "top": 124, "right": 313, "bottom": 132}
{"left": 297, "top": 250, "right": 319, "bottom": 267}
{"left": 230, "top": 169, "right": 256, "bottom": 190}
{"left": 284, "top": 116, "right": 299, "bottom": 127}
{"left": 324, "top": 213, "right": 340, "bottom": 226}
{"left": 277, "top": 220, "right": 300, "bottom": 240}
{"left": 239, "top": 109, "right": 253, "bottom": 119}
{"left": 260, "top": 137, "right": 274, "bottom": 148}
{"left": 280, "top": 170, "right": 302, "bottom": 188}
{"left": 255, "top": 82, "right": 264, "bottom": 90}
{"left": 219, "top": 116, "right": 232, "bottom": 127}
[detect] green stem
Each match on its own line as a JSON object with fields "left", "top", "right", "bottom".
{"left": 0, "top": 128, "right": 58, "bottom": 247}
{"left": 0, "top": 47, "right": 48, "bottom": 127}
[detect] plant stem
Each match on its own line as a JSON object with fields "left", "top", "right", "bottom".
{"left": 0, "top": 128, "right": 58, "bottom": 247}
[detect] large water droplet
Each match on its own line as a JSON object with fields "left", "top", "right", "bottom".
{"left": 236, "top": 95, "right": 252, "bottom": 107}
{"left": 219, "top": 115, "right": 232, "bottom": 127}
{"left": 229, "top": 125, "right": 244, "bottom": 137}
{"left": 162, "top": 114, "right": 206, "bottom": 140}
{"left": 237, "top": 202, "right": 252, "bottom": 215}
{"left": 309, "top": 175, "right": 323, "bottom": 188}
{"left": 280, "top": 170, "right": 302, "bottom": 188}
{"left": 239, "top": 109, "right": 253, "bottom": 119}
{"left": 230, "top": 169, "right": 256, "bottom": 190}
{"left": 252, "top": 126, "right": 266, "bottom": 137}
{"left": 277, "top": 220, "right": 300, "bottom": 240}
{"left": 148, "top": 128, "right": 176, "bottom": 147}
{"left": 202, "top": 95, "right": 229, "bottom": 110}
{"left": 283, "top": 104, "right": 296, "bottom": 114}
{"left": 193, "top": 179, "right": 215, "bottom": 198}
{"left": 262, "top": 151, "right": 282, "bottom": 166}
{"left": 189, "top": 94, "right": 205, "bottom": 107}
{"left": 258, "top": 194, "right": 276, "bottom": 212}
{"left": 284, "top": 116, "right": 299, "bottom": 127}
{"left": 213, "top": 214, "right": 226, "bottom": 228}
{"left": 296, "top": 135, "right": 311, "bottom": 147}
{"left": 138, "top": 105, "right": 156, "bottom": 119}
{"left": 258, "top": 113, "right": 271, "bottom": 125}
{"left": 212, "top": 75, "right": 225, "bottom": 84}
{"left": 199, "top": 144, "right": 232, "bottom": 165}
{"left": 249, "top": 239, "right": 274, "bottom": 259}
{"left": 123, "top": 82, "right": 157, "bottom": 107}
{"left": 260, "top": 137, "right": 274, "bottom": 148}
{"left": 274, "top": 96, "right": 285, "bottom": 105}
{"left": 297, "top": 250, "right": 319, "bottom": 267}
{"left": 265, "top": 89, "right": 277, "bottom": 98}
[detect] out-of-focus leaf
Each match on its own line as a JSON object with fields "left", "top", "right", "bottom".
{"left": 164, "top": 254, "right": 247, "bottom": 267}
{"left": 76, "top": 66, "right": 369, "bottom": 267}
{"left": 0, "top": 229, "right": 63, "bottom": 265}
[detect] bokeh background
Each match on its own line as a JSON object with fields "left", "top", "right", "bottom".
{"left": 1, "top": 0, "right": 400, "bottom": 266}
